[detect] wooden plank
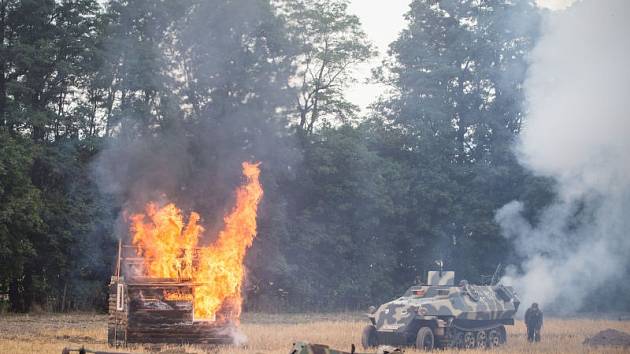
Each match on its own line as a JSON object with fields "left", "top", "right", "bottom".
{"left": 126, "top": 328, "right": 234, "bottom": 344}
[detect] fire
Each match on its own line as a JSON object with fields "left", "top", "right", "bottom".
{"left": 164, "top": 290, "right": 194, "bottom": 301}
{"left": 129, "top": 162, "right": 263, "bottom": 322}
{"left": 194, "top": 161, "right": 263, "bottom": 320}
{"left": 130, "top": 204, "right": 202, "bottom": 280}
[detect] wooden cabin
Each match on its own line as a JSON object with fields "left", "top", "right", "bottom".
{"left": 108, "top": 243, "right": 234, "bottom": 347}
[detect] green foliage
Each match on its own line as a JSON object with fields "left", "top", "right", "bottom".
{"left": 1, "top": 0, "right": 621, "bottom": 314}
{"left": 281, "top": 0, "right": 377, "bottom": 136}
{"left": 0, "top": 133, "right": 42, "bottom": 291}
{"left": 283, "top": 125, "right": 399, "bottom": 309}
{"left": 381, "top": 0, "right": 539, "bottom": 163}
{"left": 0, "top": 0, "right": 114, "bottom": 311}
{"left": 365, "top": 0, "right": 546, "bottom": 288}
{"left": 2, "top": 0, "right": 101, "bottom": 139}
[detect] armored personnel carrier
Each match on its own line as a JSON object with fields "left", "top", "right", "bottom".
{"left": 361, "top": 271, "right": 520, "bottom": 350}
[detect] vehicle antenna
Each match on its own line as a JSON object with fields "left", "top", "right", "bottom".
{"left": 491, "top": 263, "right": 502, "bottom": 285}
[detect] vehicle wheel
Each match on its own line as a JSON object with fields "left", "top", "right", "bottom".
{"left": 498, "top": 325, "right": 507, "bottom": 344}
{"left": 488, "top": 329, "right": 501, "bottom": 347}
{"left": 361, "top": 325, "right": 378, "bottom": 348}
{"left": 415, "top": 327, "right": 435, "bottom": 351}
{"left": 476, "top": 331, "right": 487, "bottom": 349}
{"left": 463, "top": 331, "right": 476, "bottom": 349}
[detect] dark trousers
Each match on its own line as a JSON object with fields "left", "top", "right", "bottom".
{"left": 527, "top": 326, "right": 541, "bottom": 342}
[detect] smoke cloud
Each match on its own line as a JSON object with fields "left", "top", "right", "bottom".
{"left": 91, "top": 0, "right": 298, "bottom": 240}
{"left": 496, "top": 0, "right": 630, "bottom": 312}
{"left": 535, "top": 0, "right": 576, "bottom": 11}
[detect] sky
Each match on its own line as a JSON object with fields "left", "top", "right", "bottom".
{"left": 345, "top": 0, "right": 578, "bottom": 112}
{"left": 346, "top": 0, "right": 410, "bottom": 112}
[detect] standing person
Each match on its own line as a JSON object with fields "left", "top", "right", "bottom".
{"left": 524, "top": 303, "right": 543, "bottom": 342}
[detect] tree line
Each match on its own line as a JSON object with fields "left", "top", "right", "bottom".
{"left": 1, "top": 0, "right": 625, "bottom": 313}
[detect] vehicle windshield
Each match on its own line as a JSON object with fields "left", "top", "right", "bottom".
{"left": 403, "top": 286, "right": 450, "bottom": 298}
{"left": 403, "top": 286, "right": 428, "bottom": 297}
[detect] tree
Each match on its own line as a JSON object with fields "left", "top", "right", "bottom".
{"left": 0, "top": 0, "right": 13, "bottom": 126}
{"left": 0, "top": 133, "right": 42, "bottom": 311}
{"left": 380, "top": 0, "right": 539, "bottom": 164}
{"left": 282, "top": 0, "right": 376, "bottom": 136}
{"left": 96, "top": 0, "right": 186, "bottom": 137}
{"left": 278, "top": 125, "right": 400, "bottom": 309}
{"left": 0, "top": 0, "right": 116, "bottom": 312}
{"left": 371, "top": 0, "right": 542, "bottom": 282}
{"left": 2, "top": 0, "right": 101, "bottom": 140}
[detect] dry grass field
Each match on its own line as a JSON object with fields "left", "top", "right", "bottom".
{"left": 0, "top": 312, "right": 629, "bottom": 354}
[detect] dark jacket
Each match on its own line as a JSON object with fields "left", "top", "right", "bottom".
{"left": 525, "top": 306, "right": 543, "bottom": 329}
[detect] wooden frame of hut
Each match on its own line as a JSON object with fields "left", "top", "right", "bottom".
{"left": 108, "top": 242, "right": 234, "bottom": 347}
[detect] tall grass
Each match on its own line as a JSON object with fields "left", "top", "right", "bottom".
{"left": 0, "top": 313, "right": 628, "bottom": 354}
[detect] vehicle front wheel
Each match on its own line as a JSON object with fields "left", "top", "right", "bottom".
{"left": 498, "top": 325, "right": 507, "bottom": 344}
{"left": 416, "top": 327, "right": 435, "bottom": 351}
{"left": 361, "top": 325, "right": 378, "bottom": 348}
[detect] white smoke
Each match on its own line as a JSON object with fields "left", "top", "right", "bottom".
{"left": 496, "top": 0, "right": 630, "bottom": 312}
{"left": 536, "top": 0, "right": 577, "bottom": 11}
{"left": 218, "top": 325, "right": 248, "bottom": 346}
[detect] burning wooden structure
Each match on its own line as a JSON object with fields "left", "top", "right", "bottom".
{"left": 108, "top": 162, "right": 263, "bottom": 347}
{"left": 108, "top": 243, "right": 235, "bottom": 347}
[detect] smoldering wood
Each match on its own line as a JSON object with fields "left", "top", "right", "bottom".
{"left": 108, "top": 245, "right": 235, "bottom": 347}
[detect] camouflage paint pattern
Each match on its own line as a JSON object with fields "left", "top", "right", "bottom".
{"left": 369, "top": 273, "right": 519, "bottom": 336}
{"left": 427, "top": 271, "right": 454, "bottom": 285}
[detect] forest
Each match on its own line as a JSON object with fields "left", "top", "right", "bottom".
{"left": 1, "top": 0, "right": 628, "bottom": 314}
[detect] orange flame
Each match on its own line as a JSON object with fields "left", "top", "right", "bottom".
{"left": 129, "top": 162, "right": 263, "bottom": 322}
{"left": 164, "top": 290, "right": 194, "bottom": 301}
{"left": 130, "top": 204, "right": 202, "bottom": 280}
{"left": 194, "top": 161, "right": 263, "bottom": 320}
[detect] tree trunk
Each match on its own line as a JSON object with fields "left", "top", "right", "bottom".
{"left": 105, "top": 87, "right": 115, "bottom": 137}
{"left": 61, "top": 281, "right": 68, "bottom": 312}
{"left": 8, "top": 278, "right": 21, "bottom": 312}
{"left": 306, "top": 99, "right": 319, "bottom": 135}
{"left": 22, "top": 268, "right": 33, "bottom": 312}
{"left": 90, "top": 93, "right": 97, "bottom": 137}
